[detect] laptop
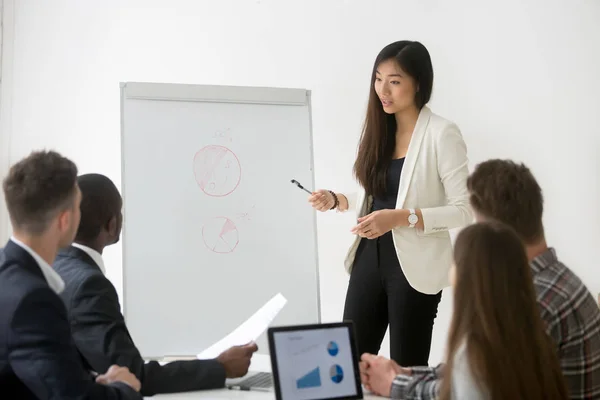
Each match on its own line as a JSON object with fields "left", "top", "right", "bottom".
{"left": 227, "top": 322, "right": 363, "bottom": 400}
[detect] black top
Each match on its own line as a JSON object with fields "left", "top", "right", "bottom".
{"left": 372, "top": 157, "right": 405, "bottom": 211}
{"left": 53, "top": 245, "right": 226, "bottom": 396}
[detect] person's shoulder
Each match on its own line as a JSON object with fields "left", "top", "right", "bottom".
{"left": 62, "top": 267, "right": 118, "bottom": 313}
{"left": 54, "top": 248, "right": 91, "bottom": 273}
{"left": 534, "top": 257, "right": 600, "bottom": 324}
{"left": 55, "top": 251, "right": 103, "bottom": 289}
{"left": 535, "top": 259, "right": 600, "bottom": 358}
{"left": 453, "top": 341, "right": 468, "bottom": 363}
{"left": 425, "top": 108, "right": 462, "bottom": 140}
{"left": 535, "top": 257, "right": 589, "bottom": 301}
{"left": 450, "top": 341, "right": 471, "bottom": 379}
{"left": 451, "top": 340, "right": 490, "bottom": 399}
{"left": 78, "top": 269, "right": 114, "bottom": 292}
{"left": 426, "top": 107, "right": 459, "bottom": 128}
{"left": 0, "top": 257, "right": 47, "bottom": 298}
{"left": 0, "top": 262, "right": 52, "bottom": 325}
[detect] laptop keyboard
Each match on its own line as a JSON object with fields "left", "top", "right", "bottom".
{"left": 236, "top": 372, "right": 273, "bottom": 388}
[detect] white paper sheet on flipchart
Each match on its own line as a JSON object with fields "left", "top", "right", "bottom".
{"left": 196, "top": 293, "right": 287, "bottom": 359}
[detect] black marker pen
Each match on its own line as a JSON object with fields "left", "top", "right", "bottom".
{"left": 291, "top": 179, "right": 312, "bottom": 194}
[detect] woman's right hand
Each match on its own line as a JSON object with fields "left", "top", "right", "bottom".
{"left": 308, "top": 189, "right": 335, "bottom": 212}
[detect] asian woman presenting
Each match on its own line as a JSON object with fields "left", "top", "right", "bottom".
{"left": 309, "top": 40, "right": 473, "bottom": 365}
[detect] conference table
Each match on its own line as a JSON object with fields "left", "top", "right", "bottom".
{"left": 151, "top": 389, "right": 382, "bottom": 399}
{"left": 149, "top": 354, "right": 382, "bottom": 399}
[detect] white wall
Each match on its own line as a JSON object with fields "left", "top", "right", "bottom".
{"left": 0, "top": 0, "right": 11, "bottom": 243}
{"left": 2, "top": 0, "right": 600, "bottom": 365}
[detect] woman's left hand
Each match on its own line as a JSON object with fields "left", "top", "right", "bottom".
{"left": 351, "top": 209, "right": 399, "bottom": 239}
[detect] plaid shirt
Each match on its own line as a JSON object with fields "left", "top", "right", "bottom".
{"left": 391, "top": 248, "right": 600, "bottom": 400}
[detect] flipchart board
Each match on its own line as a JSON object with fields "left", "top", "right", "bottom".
{"left": 120, "top": 82, "right": 320, "bottom": 358}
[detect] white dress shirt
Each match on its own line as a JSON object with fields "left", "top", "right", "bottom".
{"left": 10, "top": 236, "right": 65, "bottom": 294}
{"left": 72, "top": 243, "right": 106, "bottom": 274}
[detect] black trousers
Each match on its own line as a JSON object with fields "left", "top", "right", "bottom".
{"left": 343, "top": 231, "right": 442, "bottom": 366}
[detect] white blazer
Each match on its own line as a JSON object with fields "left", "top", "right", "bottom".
{"left": 343, "top": 106, "right": 473, "bottom": 294}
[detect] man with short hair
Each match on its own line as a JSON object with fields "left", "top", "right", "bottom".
{"left": 0, "top": 151, "right": 141, "bottom": 399}
{"left": 54, "top": 173, "right": 257, "bottom": 396}
{"left": 360, "top": 159, "right": 600, "bottom": 400}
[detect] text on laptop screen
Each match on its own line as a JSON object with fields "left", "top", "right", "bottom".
{"left": 272, "top": 326, "right": 358, "bottom": 400}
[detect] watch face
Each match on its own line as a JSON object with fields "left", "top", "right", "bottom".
{"left": 408, "top": 214, "right": 418, "bottom": 224}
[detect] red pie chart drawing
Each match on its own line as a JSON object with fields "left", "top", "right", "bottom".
{"left": 193, "top": 145, "right": 241, "bottom": 197}
{"left": 202, "top": 217, "right": 239, "bottom": 254}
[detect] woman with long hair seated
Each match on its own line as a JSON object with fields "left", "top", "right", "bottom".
{"left": 440, "top": 221, "right": 568, "bottom": 399}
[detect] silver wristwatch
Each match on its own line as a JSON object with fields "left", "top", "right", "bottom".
{"left": 408, "top": 208, "right": 418, "bottom": 228}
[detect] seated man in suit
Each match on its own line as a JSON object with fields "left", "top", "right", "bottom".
{"left": 53, "top": 173, "right": 258, "bottom": 396}
{"left": 359, "top": 159, "right": 600, "bottom": 400}
{"left": 0, "top": 150, "right": 142, "bottom": 399}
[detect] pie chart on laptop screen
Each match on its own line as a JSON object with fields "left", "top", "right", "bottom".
{"left": 329, "top": 364, "right": 344, "bottom": 384}
{"left": 327, "top": 341, "right": 339, "bottom": 356}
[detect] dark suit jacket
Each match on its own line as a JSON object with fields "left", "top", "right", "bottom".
{"left": 54, "top": 245, "right": 226, "bottom": 396}
{"left": 0, "top": 240, "right": 141, "bottom": 400}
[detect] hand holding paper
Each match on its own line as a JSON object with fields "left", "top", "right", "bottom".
{"left": 216, "top": 342, "right": 258, "bottom": 378}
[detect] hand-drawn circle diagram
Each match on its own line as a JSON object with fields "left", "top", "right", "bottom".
{"left": 202, "top": 217, "right": 239, "bottom": 254}
{"left": 193, "top": 145, "right": 241, "bottom": 197}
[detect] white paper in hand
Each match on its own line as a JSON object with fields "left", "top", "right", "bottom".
{"left": 196, "top": 293, "right": 287, "bottom": 359}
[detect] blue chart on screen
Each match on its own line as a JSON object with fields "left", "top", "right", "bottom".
{"left": 329, "top": 365, "right": 344, "bottom": 384}
{"left": 297, "top": 367, "right": 322, "bottom": 389}
{"left": 327, "top": 341, "right": 339, "bottom": 356}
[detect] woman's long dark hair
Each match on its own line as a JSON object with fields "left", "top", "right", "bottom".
{"left": 353, "top": 41, "right": 433, "bottom": 197}
{"left": 439, "top": 222, "right": 568, "bottom": 400}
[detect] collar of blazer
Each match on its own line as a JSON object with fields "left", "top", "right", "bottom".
{"left": 353, "top": 106, "right": 432, "bottom": 214}
{"left": 7, "top": 237, "right": 65, "bottom": 294}
{"left": 395, "top": 106, "right": 431, "bottom": 210}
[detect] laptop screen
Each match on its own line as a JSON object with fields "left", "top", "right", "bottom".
{"left": 268, "top": 323, "right": 362, "bottom": 400}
